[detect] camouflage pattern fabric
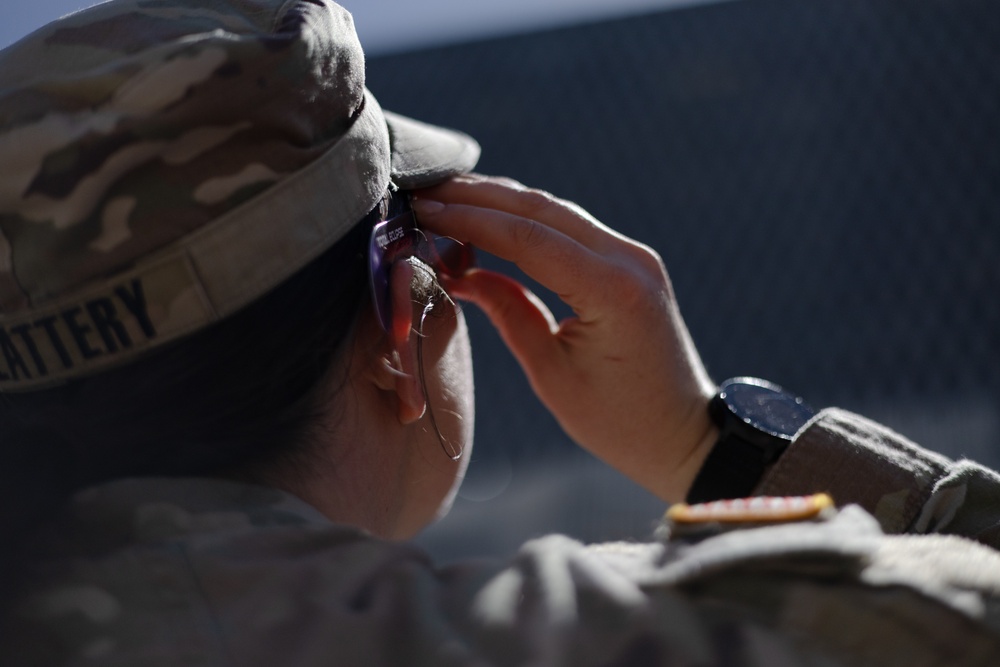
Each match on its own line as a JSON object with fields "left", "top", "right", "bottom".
{"left": 757, "top": 408, "right": 1000, "bottom": 547}
{"left": 0, "top": 0, "right": 478, "bottom": 391}
{"left": 3, "top": 408, "right": 1000, "bottom": 666}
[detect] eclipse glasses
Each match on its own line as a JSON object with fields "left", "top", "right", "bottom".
{"left": 368, "top": 193, "right": 475, "bottom": 331}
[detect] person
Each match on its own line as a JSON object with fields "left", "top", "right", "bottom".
{"left": 1, "top": 0, "right": 999, "bottom": 665}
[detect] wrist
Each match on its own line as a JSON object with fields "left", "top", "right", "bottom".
{"left": 685, "top": 378, "right": 815, "bottom": 504}
{"left": 673, "top": 418, "right": 719, "bottom": 503}
{"left": 649, "top": 394, "right": 718, "bottom": 504}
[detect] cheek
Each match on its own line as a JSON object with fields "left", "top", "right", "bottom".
{"left": 408, "top": 312, "right": 474, "bottom": 531}
{"left": 432, "top": 313, "right": 475, "bottom": 505}
{"left": 439, "top": 313, "right": 475, "bottom": 447}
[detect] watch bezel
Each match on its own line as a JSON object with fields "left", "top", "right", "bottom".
{"left": 709, "top": 377, "right": 816, "bottom": 463}
{"left": 688, "top": 377, "right": 816, "bottom": 504}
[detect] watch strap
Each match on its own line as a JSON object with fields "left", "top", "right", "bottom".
{"left": 686, "top": 432, "right": 769, "bottom": 504}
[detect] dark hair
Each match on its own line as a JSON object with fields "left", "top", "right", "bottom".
{"left": 0, "top": 194, "right": 392, "bottom": 565}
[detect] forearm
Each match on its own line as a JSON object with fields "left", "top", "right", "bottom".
{"left": 756, "top": 408, "right": 1000, "bottom": 548}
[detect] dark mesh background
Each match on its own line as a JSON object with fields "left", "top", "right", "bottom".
{"left": 367, "top": 0, "right": 1000, "bottom": 557}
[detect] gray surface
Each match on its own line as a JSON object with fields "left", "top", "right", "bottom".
{"left": 366, "top": 0, "right": 1000, "bottom": 558}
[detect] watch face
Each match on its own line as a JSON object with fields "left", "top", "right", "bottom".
{"left": 720, "top": 378, "right": 815, "bottom": 440}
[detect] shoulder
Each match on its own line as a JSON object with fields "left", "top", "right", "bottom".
{"left": 9, "top": 480, "right": 1000, "bottom": 667}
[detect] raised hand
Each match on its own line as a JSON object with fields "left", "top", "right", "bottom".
{"left": 413, "top": 174, "right": 717, "bottom": 503}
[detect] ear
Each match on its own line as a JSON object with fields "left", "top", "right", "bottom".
{"left": 373, "top": 260, "right": 426, "bottom": 425}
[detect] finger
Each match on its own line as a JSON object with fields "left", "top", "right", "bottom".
{"left": 417, "top": 174, "right": 631, "bottom": 255}
{"left": 443, "top": 269, "right": 563, "bottom": 381}
{"left": 415, "top": 200, "right": 611, "bottom": 314}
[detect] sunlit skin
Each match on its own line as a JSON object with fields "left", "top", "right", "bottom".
{"left": 279, "top": 173, "right": 717, "bottom": 540}
{"left": 288, "top": 259, "right": 474, "bottom": 541}
{"left": 415, "top": 175, "right": 718, "bottom": 506}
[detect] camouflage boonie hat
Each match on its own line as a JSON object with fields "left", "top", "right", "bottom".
{"left": 0, "top": 0, "right": 480, "bottom": 391}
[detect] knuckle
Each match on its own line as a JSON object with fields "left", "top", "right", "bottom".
{"left": 607, "top": 244, "right": 675, "bottom": 308}
{"left": 631, "top": 242, "right": 668, "bottom": 276}
{"left": 517, "top": 187, "right": 562, "bottom": 219}
{"left": 510, "top": 217, "right": 547, "bottom": 254}
{"left": 614, "top": 240, "right": 666, "bottom": 276}
{"left": 491, "top": 291, "right": 520, "bottom": 324}
{"left": 608, "top": 271, "right": 651, "bottom": 307}
{"left": 492, "top": 175, "right": 527, "bottom": 190}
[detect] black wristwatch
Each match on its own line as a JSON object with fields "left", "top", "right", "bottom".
{"left": 686, "top": 377, "right": 816, "bottom": 504}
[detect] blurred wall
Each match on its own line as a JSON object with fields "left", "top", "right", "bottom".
{"left": 366, "top": 0, "right": 1000, "bottom": 559}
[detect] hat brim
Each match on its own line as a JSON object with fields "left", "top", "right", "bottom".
{"left": 384, "top": 110, "right": 481, "bottom": 189}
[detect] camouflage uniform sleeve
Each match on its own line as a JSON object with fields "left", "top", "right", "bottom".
{"left": 756, "top": 407, "right": 1000, "bottom": 547}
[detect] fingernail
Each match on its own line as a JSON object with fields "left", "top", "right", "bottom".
{"left": 412, "top": 199, "right": 445, "bottom": 216}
